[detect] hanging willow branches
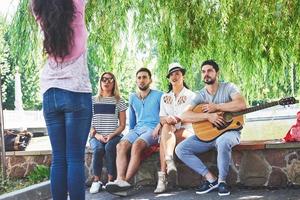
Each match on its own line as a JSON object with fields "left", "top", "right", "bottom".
{"left": 1, "top": 0, "right": 299, "bottom": 109}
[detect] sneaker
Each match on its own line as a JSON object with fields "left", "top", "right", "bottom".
{"left": 196, "top": 179, "right": 218, "bottom": 194}
{"left": 106, "top": 179, "right": 132, "bottom": 194}
{"left": 89, "top": 181, "right": 102, "bottom": 194}
{"left": 102, "top": 181, "right": 113, "bottom": 190}
{"left": 112, "top": 185, "right": 143, "bottom": 197}
{"left": 218, "top": 182, "right": 230, "bottom": 196}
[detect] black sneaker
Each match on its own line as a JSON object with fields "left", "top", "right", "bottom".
{"left": 196, "top": 179, "right": 218, "bottom": 194}
{"left": 218, "top": 182, "right": 230, "bottom": 196}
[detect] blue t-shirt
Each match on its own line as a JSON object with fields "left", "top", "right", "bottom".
{"left": 129, "top": 89, "right": 163, "bottom": 130}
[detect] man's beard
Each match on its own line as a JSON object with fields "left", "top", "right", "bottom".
{"left": 203, "top": 77, "right": 216, "bottom": 85}
{"left": 138, "top": 84, "right": 150, "bottom": 91}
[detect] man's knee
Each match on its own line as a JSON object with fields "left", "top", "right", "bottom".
{"left": 116, "top": 140, "right": 131, "bottom": 153}
{"left": 216, "top": 140, "right": 232, "bottom": 152}
{"left": 175, "top": 142, "right": 190, "bottom": 160}
{"left": 175, "top": 142, "right": 184, "bottom": 159}
{"left": 131, "top": 139, "right": 147, "bottom": 154}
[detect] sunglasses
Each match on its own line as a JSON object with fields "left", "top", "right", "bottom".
{"left": 101, "top": 77, "right": 114, "bottom": 83}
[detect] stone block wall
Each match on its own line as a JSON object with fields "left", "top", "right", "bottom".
{"left": 3, "top": 141, "right": 300, "bottom": 189}
{"left": 3, "top": 151, "right": 51, "bottom": 178}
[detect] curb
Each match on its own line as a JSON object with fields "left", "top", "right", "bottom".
{"left": 0, "top": 180, "right": 51, "bottom": 200}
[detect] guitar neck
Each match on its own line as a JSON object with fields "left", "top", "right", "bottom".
{"left": 232, "top": 101, "right": 279, "bottom": 117}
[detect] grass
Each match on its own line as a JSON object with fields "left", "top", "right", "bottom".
{"left": 0, "top": 165, "right": 50, "bottom": 195}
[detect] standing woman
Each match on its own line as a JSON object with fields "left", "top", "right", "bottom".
{"left": 89, "top": 72, "right": 127, "bottom": 194}
{"left": 152, "top": 63, "right": 196, "bottom": 193}
{"left": 31, "top": 0, "right": 92, "bottom": 199}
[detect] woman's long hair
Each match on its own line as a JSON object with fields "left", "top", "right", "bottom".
{"left": 32, "top": 0, "right": 75, "bottom": 61}
{"left": 96, "top": 72, "right": 121, "bottom": 102}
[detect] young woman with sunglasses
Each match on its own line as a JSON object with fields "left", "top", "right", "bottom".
{"left": 89, "top": 72, "right": 127, "bottom": 194}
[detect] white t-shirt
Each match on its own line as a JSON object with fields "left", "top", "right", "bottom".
{"left": 160, "top": 87, "right": 196, "bottom": 130}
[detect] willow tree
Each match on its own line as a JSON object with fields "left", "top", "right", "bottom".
{"left": 1, "top": 0, "right": 299, "bottom": 109}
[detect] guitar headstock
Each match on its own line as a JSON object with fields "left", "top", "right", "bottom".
{"left": 279, "top": 97, "right": 299, "bottom": 106}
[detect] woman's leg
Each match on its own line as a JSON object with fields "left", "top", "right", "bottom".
{"left": 64, "top": 91, "right": 92, "bottom": 200}
{"left": 154, "top": 124, "right": 175, "bottom": 193}
{"left": 43, "top": 89, "right": 68, "bottom": 200}
{"left": 160, "top": 124, "right": 176, "bottom": 165}
{"left": 159, "top": 139, "right": 166, "bottom": 172}
{"left": 90, "top": 138, "right": 105, "bottom": 181}
{"left": 104, "top": 135, "right": 121, "bottom": 182}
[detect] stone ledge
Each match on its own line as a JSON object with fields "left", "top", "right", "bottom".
{"left": 0, "top": 181, "right": 51, "bottom": 200}
{"left": 4, "top": 140, "right": 300, "bottom": 188}
{"left": 4, "top": 140, "right": 299, "bottom": 156}
{"left": 235, "top": 140, "right": 300, "bottom": 150}
{"left": 6, "top": 150, "right": 52, "bottom": 156}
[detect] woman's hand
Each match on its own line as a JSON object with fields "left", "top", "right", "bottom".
{"left": 95, "top": 133, "right": 106, "bottom": 143}
{"left": 103, "top": 134, "right": 115, "bottom": 143}
{"left": 166, "top": 115, "right": 178, "bottom": 125}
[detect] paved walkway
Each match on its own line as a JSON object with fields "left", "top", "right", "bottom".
{"left": 83, "top": 186, "right": 300, "bottom": 200}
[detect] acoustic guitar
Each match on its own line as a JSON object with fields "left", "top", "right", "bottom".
{"left": 192, "top": 97, "right": 298, "bottom": 142}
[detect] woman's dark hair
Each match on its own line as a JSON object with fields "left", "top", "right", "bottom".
{"left": 167, "top": 81, "right": 189, "bottom": 93}
{"left": 32, "top": 0, "right": 75, "bottom": 61}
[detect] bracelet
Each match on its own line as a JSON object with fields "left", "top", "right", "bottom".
{"left": 159, "top": 122, "right": 163, "bottom": 127}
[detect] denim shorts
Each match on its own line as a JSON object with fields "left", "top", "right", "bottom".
{"left": 121, "top": 126, "right": 158, "bottom": 146}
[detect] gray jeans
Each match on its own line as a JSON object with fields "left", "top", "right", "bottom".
{"left": 175, "top": 130, "right": 240, "bottom": 181}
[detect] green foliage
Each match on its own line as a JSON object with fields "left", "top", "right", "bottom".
{"left": 26, "top": 165, "right": 50, "bottom": 184}
{"left": 1, "top": 0, "right": 299, "bottom": 108}
{"left": 0, "top": 174, "right": 32, "bottom": 195}
{"left": 0, "top": 19, "right": 15, "bottom": 110}
{"left": 1, "top": 0, "right": 42, "bottom": 110}
{"left": 0, "top": 165, "right": 50, "bottom": 195}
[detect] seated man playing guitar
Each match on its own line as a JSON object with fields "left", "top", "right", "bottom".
{"left": 175, "top": 59, "right": 246, "bottom": 196}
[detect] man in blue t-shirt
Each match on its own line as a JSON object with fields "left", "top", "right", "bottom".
{"left": 175, "top": 60, "right": 247, "bottom": 196}
{"left": 106, "top": 68, "right": 163, "bottom": 196}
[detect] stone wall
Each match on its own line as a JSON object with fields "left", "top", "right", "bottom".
{"left": 3, "top": 141, "right": 300, "bottom": 188}
{"left": 4, "top": 151, "right": 51, "bottom": 178}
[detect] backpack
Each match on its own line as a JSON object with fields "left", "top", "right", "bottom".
{"left": 4, "top": 129, "right": 33, "bottom": 151}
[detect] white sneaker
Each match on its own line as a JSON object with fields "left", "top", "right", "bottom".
{"left": 106, "top": 179, "right": 132, "bottom": 194}
{"left": 89, "top": 181, "right": 102, "bottom": 194}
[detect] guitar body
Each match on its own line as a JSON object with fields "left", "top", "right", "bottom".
{"left": 192, "top": 104, "right": 244, "bottom": 142}
{"left": 191, "top": 97, "right": 298, "bottom": 142}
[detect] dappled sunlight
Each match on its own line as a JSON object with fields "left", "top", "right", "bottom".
{"left": 239, "top": 195, "right": 264, "bottom": 199}
{"left": 155, "top": 192, "right": 177, "bottom": 197}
